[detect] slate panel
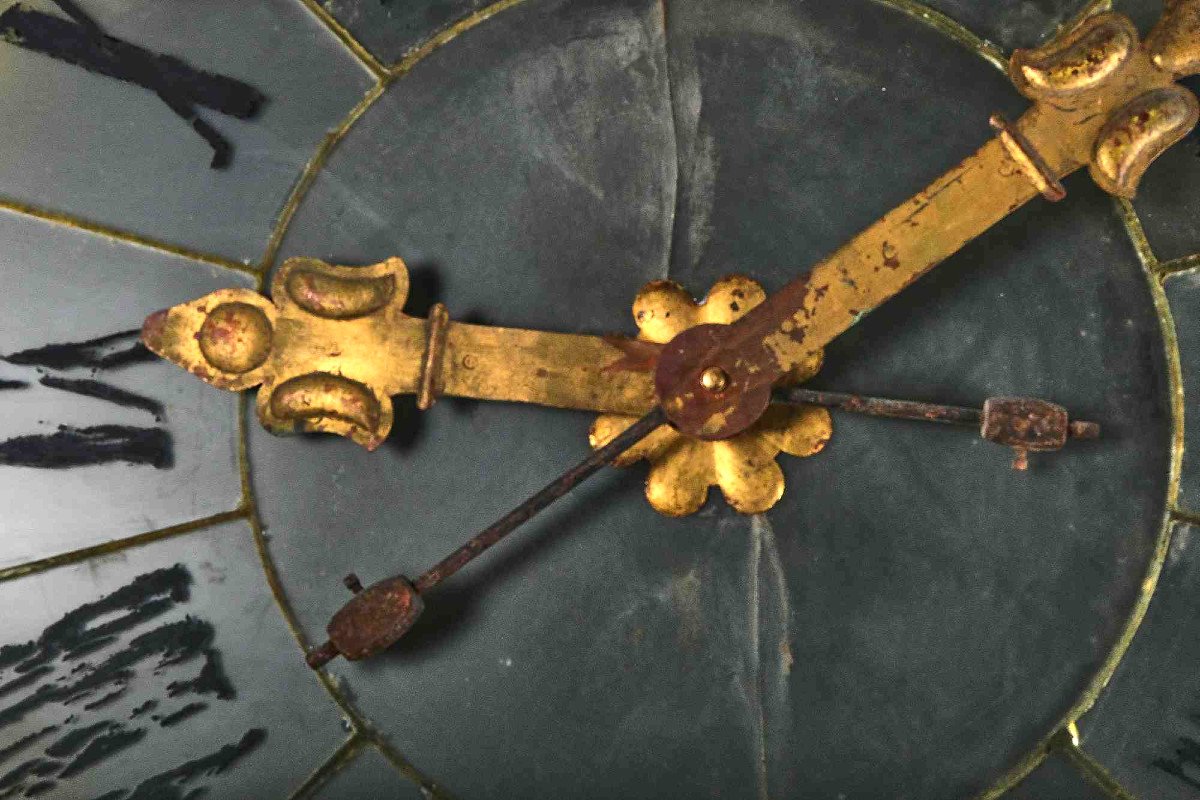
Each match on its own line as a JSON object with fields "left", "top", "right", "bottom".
{"left": 0, "top": 0, "right": 374, "bottom": 262}
{"left": 0, "top": 520, "right": 347, "bottom": 799}
{"left": 0, "top": 211, "right": 249, "bottom": 569}
{"left": 1080, "top": 523, "right": 1200, "bottom": 799}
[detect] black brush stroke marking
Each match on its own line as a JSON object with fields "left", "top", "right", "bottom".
{"left": 1155, "top": 735, "right": 1200, "bottom": 790}
{"left": 0, "top": 425, "right": 171, "bottom": 469}
{"left": 156, "top": 702, "right": 205, "bottom": 728}
{"left": 165, "top": 650, "right": 232, "bottom": 701}
{"left": 82, "top": 687, "right": 126, "bottom": 711}
{"left": 0, "top": 568, "right": 264, "bottom": 799}
{"left": 39, "top": 376, "right": 164, "bottom": 420}
{"left": 59, "top": 728, "right": 145, "bottom": 778}
{"left": 0, "top": 1, "right": 266, "bottom": 168}
{"left": 0, "top": 726, "right": 57, "bottom": 767}
{"left": 44, "top": 721, "right": 118, "bottom": 759}
{"left": 128, "top": 701, "right": 155, "bottom": 719}
{"left": 3, "top": 331, "right": 153, "bottom": 372}
{"left": 122, "top": 728, "right": 265, "bottom": 800}
{"left": 0, "top": 759, "right": 48, "bottom": 791}
{"left": 0, "top": 381, "right": 26, "bottom": 391}
{"left": 0, "top": 668, "right": 52, "bottom": 700}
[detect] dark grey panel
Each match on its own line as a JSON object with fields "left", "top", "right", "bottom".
{"left": 0, "top": 520, "right": 347, "bottom": 799}
{"left": 311, "top": 746, "right": 422, "bottom": 799}
{"left": 0, "top": 0, "right": 374, "bottom": 262}
{"left": 662, "top": 0, "right": 1022, "bottom": 292}
{"left": 768, "top": 177, "right": 1168, "bottom": 799}
{"left": 276, "top": 0, "right": 674, "bottom": 336}
{"left": 319, "top": 0, "right": 491, "bottom": 66}
{"left": 1166, "top": 273, "right": 1200, "bottom": 510}
{"left": 0, "top": 211, "right": 249, "bottom": 568}
{"left": 663, "top": 0, "right": 1170, "bottom": 796}
{"left": 258, "top": 1, "right": 766, "bottom": 796}
{"left": 1080, "top": 523, "right": 1200, "bottom": 799}
{"left": 1005, "top": 752, "right": 1112, "bottom": 800}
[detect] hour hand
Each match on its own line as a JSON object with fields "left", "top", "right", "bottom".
{"left": 140, "top": 255, "right": 659, "bottom": 449}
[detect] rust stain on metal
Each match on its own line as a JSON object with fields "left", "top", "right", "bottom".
{"left": 600, "top": 335, "right": 662, "bottom": 373}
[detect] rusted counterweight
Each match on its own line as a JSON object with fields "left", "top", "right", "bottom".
{"left": 305, "top": 407, "right": 667, "bottom": 668}
{"left": 776, "top": 389, "right": 1099, "bottom": 469}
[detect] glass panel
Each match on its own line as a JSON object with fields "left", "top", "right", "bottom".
{"left": 0, "top": 211, "right": 250, "bottom": 568}
{"left": 317, "top": 0, "right": 491, "bottom": 66}
{"left": 1079, "top": 522, "right": 1200, "bottom": 799}
{"left": 1006, "top": 753, "right": 1113, "bottom": 800}
{"left": 0, "top": 520, "right": 347, "bottom": 799}
{"left": 251, "top": 0, "right": 1173, "bottom": 795}
{"left": 312, "top": 747, "right": 421, "bottom": 799}
{"left": 1166, "top": 272, "right": 1200, "bottom": 509}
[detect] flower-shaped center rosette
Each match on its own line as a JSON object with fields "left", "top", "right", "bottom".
{"left": 590, "top": 276, "right": 832, "bottom": 517}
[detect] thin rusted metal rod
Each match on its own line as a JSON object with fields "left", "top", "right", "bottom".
{"left": 412, "top": 405, "right": 667, "bottom": 594}
{"left": 775, "top": 387, "right": 1100, "bottom": 440}
{"left": 776, "top": 387, "right": 983, "bottom": 426}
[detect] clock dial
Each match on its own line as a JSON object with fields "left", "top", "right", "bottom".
{"left": 251, "top": 0, "right": 1170, "bottom": 796}
{"left": 2, "top": 0, "right": 1199, "bottom": 798}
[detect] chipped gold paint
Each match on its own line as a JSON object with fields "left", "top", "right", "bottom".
{"left": 590, "top": 277, "right": 830, "bottom": 516}
{"left": 1147, "top": 0, "right": 1200, "bottom": 77}
{"left": 1, "top": 0, "right": 1184, "bottom": 791}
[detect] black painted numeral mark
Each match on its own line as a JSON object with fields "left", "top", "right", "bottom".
{"left": 1, "top": 330, "right": 173, "bottom": 469}
{"left": 0, "top": 0, "right": 267, "bottom": 168}
{"left": 0, "top": 566, "right": 266, "bottom": 799}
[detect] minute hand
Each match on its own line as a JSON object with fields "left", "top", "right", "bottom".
{"left": 655, "top": 8, "right": 1200, "bottom": 440}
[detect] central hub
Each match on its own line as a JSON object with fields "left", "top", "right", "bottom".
{"left": 653, "top": 323, "right": 772, "bottom": 441}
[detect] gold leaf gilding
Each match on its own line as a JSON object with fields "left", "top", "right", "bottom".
{"left": 590, "top": 276, "right": 831, "bottom": 517}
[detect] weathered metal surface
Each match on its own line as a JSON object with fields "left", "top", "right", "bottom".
{"left": 307, "top": 406, "right": 667, "bottom": 668}
{"left": 1147, "top": 0, "right": 1200, "bottom": 77}
{"left": 989, "top": 112, "right": 1067, "bottom": 202}
{"left": 778, "top": 387, "right": 984, "bottom": 427}
{"left": 306, "top": 574, "right": 424, "bottom": 668}
{"left": 654, "top": 9, "right": 1198, "bottom": 441}
{"left": 416, "top": 302, "right": 450, "bottom": 410}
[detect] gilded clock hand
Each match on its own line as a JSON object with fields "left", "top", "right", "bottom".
{"left": 140, "top": 256, "right": 661, "bottom": 449}
{"left": 303, "top": 405, "right": 667, "bottom": 669}
{"left": 776, "top": 388, "right": 1099, "bottom": 470}
{"left": 654, "top": 6, "right": 1200, "bottom": 441}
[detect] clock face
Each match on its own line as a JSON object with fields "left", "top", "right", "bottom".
{"left": 1, "top": 0, "right": 1199, "bottom": 798}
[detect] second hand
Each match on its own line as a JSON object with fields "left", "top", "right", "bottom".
{"left": 306, "top": 406, "right": 668, "bottom": 669}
